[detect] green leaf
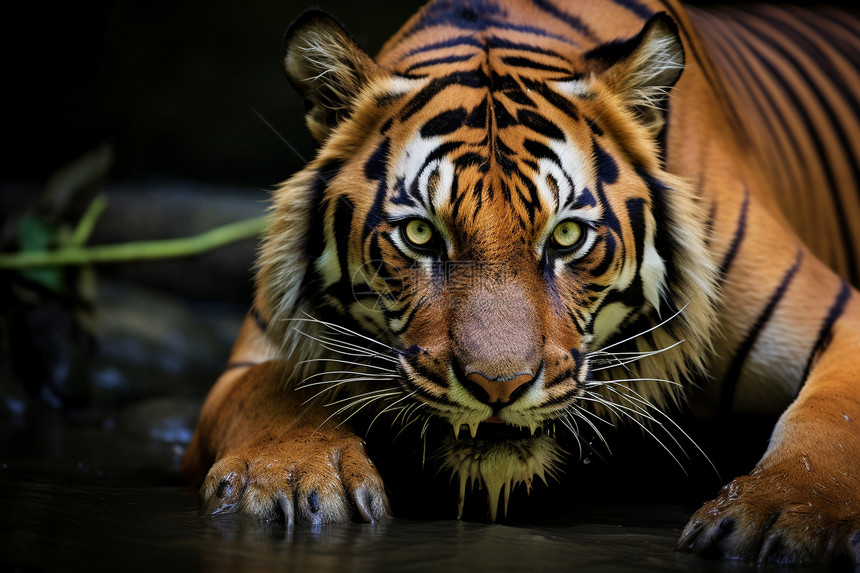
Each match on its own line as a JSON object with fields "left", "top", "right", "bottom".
{"left": 17, "top": 213, "right": 56, "bottom": 252}
{"left": 16, "top": 213, "right": 64, "bottom": 291}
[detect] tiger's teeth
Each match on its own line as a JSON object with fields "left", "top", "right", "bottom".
{"left": 529, "top": 423, "right": 538, "bottom": 436}
{"left": 453, "top": 423, "right": 461, "bottom": 439}
{"left": 468, "top": 422, "right": 478, "bottom": 438}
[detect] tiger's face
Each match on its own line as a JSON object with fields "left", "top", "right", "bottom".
{"left": 370, "top": 101, "right": 656, "bottom": 420}
{"left": 261, "top": 9, "right": 717, "bottom": 518}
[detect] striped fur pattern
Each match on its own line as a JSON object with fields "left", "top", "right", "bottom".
{"left": 260, "top": 3, "right": 719, "bottom": 519}
{"left": 186, "top": 0, "right": 860, "bottom": 563}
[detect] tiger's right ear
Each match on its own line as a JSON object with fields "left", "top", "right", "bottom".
{"left": 283, "top": 10, "right": 378, "bottom": 143}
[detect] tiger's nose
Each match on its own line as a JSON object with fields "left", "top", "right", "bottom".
{"left": 463, "top": 371, "right": 535, "bottom": 404}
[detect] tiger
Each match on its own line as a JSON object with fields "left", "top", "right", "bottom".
{"left": 180, "top": 0, "right": 860, "bottom": 564}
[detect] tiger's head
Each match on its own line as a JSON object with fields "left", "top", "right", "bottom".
{"left": 258, "top": 7, "right": 718, "bottom": 519}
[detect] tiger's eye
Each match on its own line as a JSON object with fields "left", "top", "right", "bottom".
{"left": 404, "top": 219, "right": 434, "bottom": 246}
{"left": 552, "top": 220, "right": 582, "bottom": 249}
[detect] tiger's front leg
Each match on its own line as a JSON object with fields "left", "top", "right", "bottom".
{"left": 181, "top": 360, "right": 390, "bottom": 524}
{"left": 678, "top": 309, "right": 860, "bottom": 564}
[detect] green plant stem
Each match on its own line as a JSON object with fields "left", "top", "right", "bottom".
{"left": 67, "top": 194, "right": 109, "bottom": 247}
{"left": 0, "top": 216, "right": 268, "bottom": 269}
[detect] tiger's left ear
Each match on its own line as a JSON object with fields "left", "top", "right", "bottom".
{"left": 284, "top": 9, "right": 379, "bottom": 142}
{"left": 585, "top": 13, "right": 684, "bottom": 134}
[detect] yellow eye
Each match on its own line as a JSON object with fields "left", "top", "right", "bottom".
{"left": 551, "top": 220, "right": 583, "bottom": 249}
{"left": 404, "top": 219, "right": 434, "bottom": 247}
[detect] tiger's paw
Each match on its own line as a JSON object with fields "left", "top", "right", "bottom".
{"left": 199, "top": 431, "right": 390, "bottom": 525}
{"left": 676, "top": 470, "right": 860, "bottom": 564}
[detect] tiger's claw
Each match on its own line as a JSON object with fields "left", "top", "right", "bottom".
{"left": 199, "top": 433, "right": 390, "bottom": 525}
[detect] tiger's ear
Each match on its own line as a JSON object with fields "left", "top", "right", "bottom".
{"left": 585, "top": 13, "right": 684, "bottom": 134}
{"left": 283, "top": 10, "right": 378, "bottom": 142}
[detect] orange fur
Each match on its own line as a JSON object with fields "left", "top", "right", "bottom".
{"left": 183, "top": 0, "right": 860, "bottom": 562}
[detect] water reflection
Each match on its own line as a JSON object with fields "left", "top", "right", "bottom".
{"left": 1, "top": 471, "right": 839, "bottom": 573}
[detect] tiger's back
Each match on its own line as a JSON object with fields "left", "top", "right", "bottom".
{"left": 690, "top": 4, "right": 860, "bottom": 285}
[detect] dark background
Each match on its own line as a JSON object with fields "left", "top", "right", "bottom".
{"left": 4, "top": 1, "right": 425, "bottom": 189}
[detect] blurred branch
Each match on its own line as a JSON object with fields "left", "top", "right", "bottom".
{"left": 65, "top": 194, "right": 109, "bottom": 248}
{"left": 0, "top": 215, "right": 267, "bottom": 269}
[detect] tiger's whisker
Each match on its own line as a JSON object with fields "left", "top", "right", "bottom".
{"left": 584, "top": 377, "right": 682, "bottom": 389}
{"left": 420, "top": 416, "right": 432, "bottom": 438}
{"left": 334, "top": 393, "right": 404, "bottom": 429}
{"left": 325, "top": 388, "right": 402, "bottom": 408}
{"left": 293, "top": 329, "right": 390, "bottom": 360}
{"left": 299, "top": 377, "right": 397, "bottom": 403}
{"left": 596, "top": 298, "right": 693, "bottom": 354}
{"left": 301, "top": 378, "right": 396, "bottom": 404}
{"left": 580, "top": 391, "right": 661, "bottom": 426}
{"left": 298, "top": 375, "right": 398, "bottom": 390}
{"left": 567, "top": 405, "right": 612, "bottom": 452}
{"left": 580, "top": 391, "right": 687, "bottom": 474}
{"left": 394, "top": 408, "right": 428, "bottom": 441}
{"left": 591, "top": 339, "right": 686, "bottom": 372}
{"left": 315, "top": 334, "right": 400, "bottom": 363}
{"left": 297, "top": 360, "right": 398, "bottom": 375}
{"left": 605, "top": 385, "right": 716, "bottom": 474}
{"left": 367, "top": 391, "right": 417, "bottom": 433}
{"left": 290, "top": 313, "right": 395, "bottom": 350}
{"left": 557, "top": 413, "right": 583, "bottom": 460}
{"left": 603, "top": 386, "right": 687, "bottom": 455}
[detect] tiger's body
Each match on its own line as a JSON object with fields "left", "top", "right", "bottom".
{"left": 181, "top": 0, "right": 860, "bottom": 563}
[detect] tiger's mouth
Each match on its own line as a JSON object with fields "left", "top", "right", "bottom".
{"left": 433, "top": 416, "right": 564, "bottom": 521}
{"left": 451, "top": 419, "right": 556, "bottom": 441}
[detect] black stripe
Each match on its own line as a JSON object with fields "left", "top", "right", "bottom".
{"left": 450, "top": 176, "right": 474, "bottom": 223}
{"left": 542, "top": 386, "right": 581, "bottom": 407}
{"left": 719, "top": 187, "right": 749, "bottom": 279}
{"left": 706, "top": 16, "right": 804, "bottom": 191}
{"left": 517, "top": 109, "right": 565, "bottom": 140}
{"left": 636, "top": 169, "right": 678, "bottom": 316}
{"left": 593, "top": 140, "right": 619, "bottom": 185}
{"left": 544, "top": 368, "right": 575, "bottom": 389}
{"left": 485, "top": 35, "right": 570, "bottom": 60}
{"left": 626, "top": 198, "right": 646, "bottom": 269}
{"left": 500, "top": 56, "right": 574, "bottom": 75}
{"left": 731, "top": 21, "right": 859, "bottom": 284}
{"left": 405, "top": 54, "right": 475, "bottom": 73}
{"left": 802, "top": 9, "right": 860, "bottom": 71}
{"left": 483, "top": 18, "right": 582, "bottom": 45}
{"left": 530, "top": 0, "right": 596, "bottom": 39}
{"left": 365, "top": 139, "right": 391, "bottom": 239}
{"left": 610, "top": 0, "right": 653, "bottom": 20}
{"left": 403, "top": 35, "right": 483, "bottom": 57}
{"left": 513, "top": 173, "right": 542, "bottom": 223}
{"left": 815, "top": 9, "right": 860, "bottom": 64}
{"left": 400, "top": 6, "right": 581, "bottom": 47}
{"left": 719, "top": 249, "right": 803, "bottom": 414}
{"left": 764, "top": 11, "right": 860, "bottom": 121}
{"left": 522, "top": 138, "right": 560, "bottom": 163}
{"left": 406, "top": 355, "right": 451, "bottom": 391}
{"left": 524, "top": 80, "right": 580, "bottom": 120}
{"left": 798, "top": 279, "right": 852, "bottom": 391}
{"left": 420, "top": 108, "right": 468, "bottom": 137}
{"left": 400, "top": 71, "right": 488, "bottom": 121}
{"left": 329, "top": 196, "right": 355, "bottom": 298}
{"left": 590, "top": 234, "right": 616, "bottom": 277}
{"left": 503, "top": 88, "right": 537, "bottom": 108}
